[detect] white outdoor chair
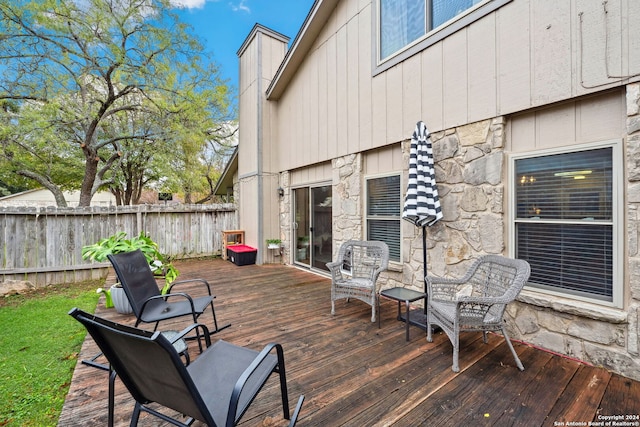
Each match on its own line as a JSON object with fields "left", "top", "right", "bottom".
{"left": 327, "top": 240, "right": 389, "bottom": 322}
{"left": 426, "top": 255, "right": 531, "bottom": 372}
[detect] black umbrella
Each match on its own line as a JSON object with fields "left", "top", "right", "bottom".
{"left": 401, "top": 121, "right": 442, "bottom": 326}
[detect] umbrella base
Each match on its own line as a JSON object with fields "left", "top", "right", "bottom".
{"left": 398, "top": 308, "right": 439, "bottom": 333}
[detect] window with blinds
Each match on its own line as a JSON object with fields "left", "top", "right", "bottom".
{"left": 378, "top": 0, "right": 485, "bottom": 61}
{"left": 366, "top": 175, "right": 401, "bottom": 262}
{"left": 514, "top": 147, "right": 614, "bottom": 302}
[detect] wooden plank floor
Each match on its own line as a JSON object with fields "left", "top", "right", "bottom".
{"left": 58, "top": 258, "right": 640, "bottom": 426}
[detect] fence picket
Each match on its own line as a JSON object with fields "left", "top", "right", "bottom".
{"left": 0, "top": 204, "right": 237, "bottom": 287}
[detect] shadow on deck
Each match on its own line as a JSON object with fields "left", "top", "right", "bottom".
{"left": 58, "top": 258, "right": 640, "bottom": 426}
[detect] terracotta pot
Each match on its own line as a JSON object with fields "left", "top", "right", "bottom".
{"left": 110, "top": 284, "right": 133, "bottom": 314}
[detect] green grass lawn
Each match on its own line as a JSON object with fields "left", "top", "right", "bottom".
{"left": 0, "top": 280, "right": 100, "bottom": 426}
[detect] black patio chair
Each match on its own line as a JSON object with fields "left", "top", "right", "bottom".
{"left": 69, "top": 308, "right": 304, "bottom": 427}
{"left": 107, "top": 249, "right": 230, "bottom": 336}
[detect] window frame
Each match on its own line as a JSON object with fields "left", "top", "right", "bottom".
{"left": 365, "top": 172, "right": 402, "bottom": 263}
{"left": 373, "top": 0, "right": 512, "bottom": 75}
{"left": 508, "top": 139, "right": 623, "bottom": 308}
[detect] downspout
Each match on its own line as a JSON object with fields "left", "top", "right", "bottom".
{"left": 257, "top": 31, "right": 264, "bottom": 262}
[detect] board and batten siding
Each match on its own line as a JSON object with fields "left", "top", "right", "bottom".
{"left": 237, "top": 26, "right": 290, "bottom": 258}
{"left": 271, "top": 0, "right": 640, "bottom": 173}
{"left": 507, "top": 88, "right": 627, "bottom": 153}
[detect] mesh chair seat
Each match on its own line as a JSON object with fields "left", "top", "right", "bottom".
{"left": 189, "top": 340, "right": 278, "bottom": 425}
{"left": 137, "top": 295, "right": 213, "bottom": 324}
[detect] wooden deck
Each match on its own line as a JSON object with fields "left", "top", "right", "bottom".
{"left": 58, "top": 258, "right": 640, "bottom": 426}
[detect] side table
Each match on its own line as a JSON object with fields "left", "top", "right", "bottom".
{"left": 378, "top": 287, "right": 427, "bottom": 341}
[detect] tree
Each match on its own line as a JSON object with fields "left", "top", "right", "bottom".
{"left": 0, "top": 0, "right": 232, "bottom": 206}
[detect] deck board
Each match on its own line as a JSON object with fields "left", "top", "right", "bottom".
{"left": 58, "top": 259, "right": 640, "bottom": 426}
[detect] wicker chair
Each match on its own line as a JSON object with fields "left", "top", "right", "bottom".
{"left": 426, "top": 255, "right": 531, "bottom": 372}
{"left": 327, "top": 240, "right": 389, "bottom": 322}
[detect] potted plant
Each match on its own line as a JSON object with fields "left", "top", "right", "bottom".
{"left": 82, "top": 232, "right": 179, "bottom": 313}
{"left": 266, "top": 238, "right": 282, "bottom": 249}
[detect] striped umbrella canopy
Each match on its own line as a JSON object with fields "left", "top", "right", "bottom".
{"left": 402, "top": 121, "right": 442, "bottom": 227}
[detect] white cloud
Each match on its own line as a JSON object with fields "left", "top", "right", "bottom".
{"left": 230, "top": 0, "right": 250, "bottom": 13}
{"left": 170, "top": 0, "right": 207, "bottom": 9}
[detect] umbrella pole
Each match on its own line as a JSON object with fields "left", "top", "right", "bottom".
{"left": 423, "top": 225, "right": 427, "bottom": 315}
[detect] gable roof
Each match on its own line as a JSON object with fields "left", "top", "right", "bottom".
{"left": 265, "top": 0, "right": 339, "bottom": 100}
{"left": 213, "top": 146, "right": 238, "bottom": 196}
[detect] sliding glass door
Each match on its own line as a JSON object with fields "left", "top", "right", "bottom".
{"left": 293, "top": 185, "right": 332, "bottom": 271}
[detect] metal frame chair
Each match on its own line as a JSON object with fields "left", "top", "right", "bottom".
{"left": 426, "top": 255, "right": 531, "bottom": 372}
{"left": 69, "top": 308, "right": 304, "bottom": 427}
{"left": 327, "top": 240, "right": 389, "bottom": 322}
{"left": 108, "top": 249, "right": 230, "bottom": 336}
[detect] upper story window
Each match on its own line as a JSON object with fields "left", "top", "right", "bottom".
{"left": 378, "top": 0, "right": 485, "bottom": 61}
{"left": 510, "top": 141, "right": 622, "bottom": 307}
{"left": 375, "top": 0, "right": 511, "bottom": 74}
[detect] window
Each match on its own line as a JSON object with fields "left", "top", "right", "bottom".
{"left": 378, "top": 0, "right": 485, "bottom": 60}
{"left": 366, "top": 175, "right": 401, "bottom": 262}
{"left": 511, "top": 142, "right": 621, "bottom": 305}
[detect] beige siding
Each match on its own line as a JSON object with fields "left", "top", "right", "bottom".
{"left": 442, "top": 30, "right": 469, "bottom": 128}
{"left": 364, "top": 144, "right": 404, "bottom": 176}
{"left": 347, "top": 12, "right": 361, "bottom": 154}
{"left": 270, "top": 0, "right": 639, "bottom": 172}
{"left": 507, "top": 89, "right": 626, "bottom": 152}
{"left": 238, "top": 39, "right": 258, "bottom": 177}
{"left": 421, "top": 43, "right": 444, "bottom": 132}
{"left": 336, "top": 19, "right": 349, "bottom": 158}
{"left": 290, "top": 163, "right": 333, "bottom": 187}
{"left": 358, "top": 4, "right": 373, "bottom": 153}
{"left": 468, "top": 13, "right": 497, "bottom": 122}
{"left": 238, "top": 178, "right": 259, "bottom": 242}
{"left": 237, "top": 27, "right": 289, "bottom": 261}
{"left": 327, "top": 35, "right": 339, "bottom": 160}
{"left": 531, "top": 0, "right": 573, "bottom": 104}
{"left": 496, "top": 0, "right": 531, "bottom": 113}
{"left": 630, "top": 0, "right": 640, "bottom": 72}
{"left": 402, "top": 54, "right": 422, "bottom": 137}
{"left": 317, "top": 44, "right": 329, "bottom": 163}
{"left": 261, "top": 35, "right": 288, "bottom": 175}
{"left": 260, "top": 173, "right": 280, "bottom": 251}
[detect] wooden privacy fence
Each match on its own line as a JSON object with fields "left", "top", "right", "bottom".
{"left": 0, "top": 204, "right": 237, "bottom": 286}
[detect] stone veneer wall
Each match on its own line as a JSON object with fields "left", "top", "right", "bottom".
{"left": 628, "top": 82, "right": 640, "bottom": 378}
{"left": 275, "top": 83, "right": 640, "bottom": 380}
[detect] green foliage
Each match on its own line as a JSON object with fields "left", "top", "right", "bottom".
{"left": 81, "top": 232, "right": 178, "bottom": 293}
{"left": 0, "top": 0, "right": 234, "bottom": 206}
{"left": 0, "top": 280, "right": 100, "bottom": 426}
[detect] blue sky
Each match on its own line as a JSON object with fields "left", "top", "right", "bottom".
{"left": 173, "top": 0, "right": 316, "bottom": 97}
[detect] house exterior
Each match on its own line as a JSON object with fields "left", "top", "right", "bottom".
{"left": 220, "top": 0, "right": 640, "bottom": 380}
{"left": 0, "top": 188, "right": 116, "bottom": 207}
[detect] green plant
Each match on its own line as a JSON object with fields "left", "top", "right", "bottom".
{"left": 82, "top": 231, "right": 178, "bottom": 294}
{"left": 96, "top": 287, "right": 113, "bottom": 308}
{"left": 266, "top": 238, "right": 281, "bottom": 245}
